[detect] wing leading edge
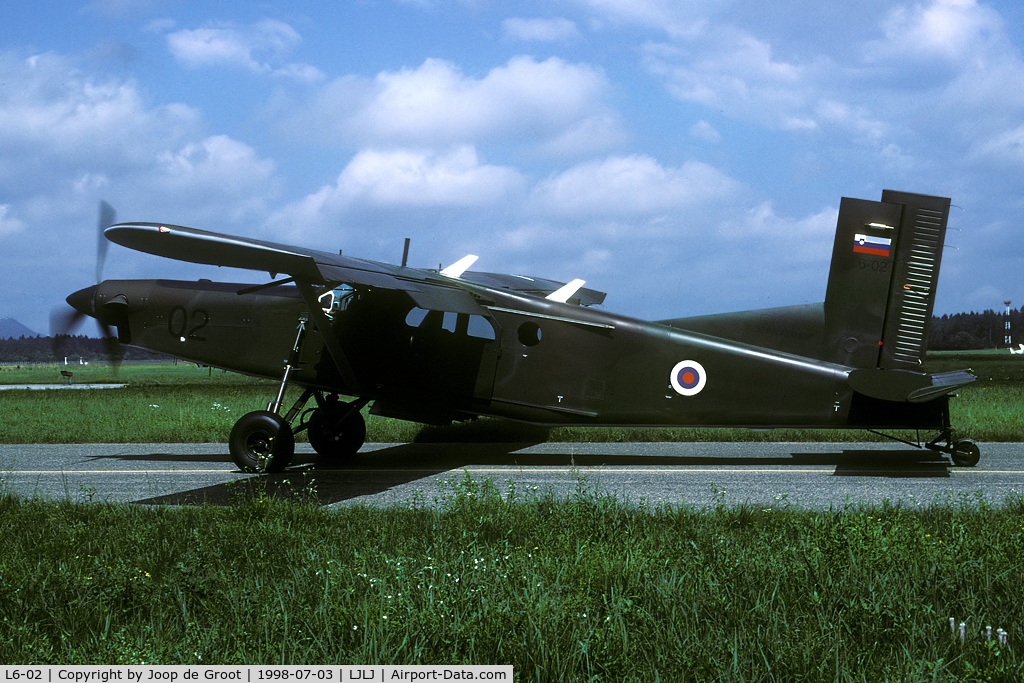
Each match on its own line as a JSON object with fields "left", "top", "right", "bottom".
{"left": 104, "top": 222, "right": 605, "bottom": 312}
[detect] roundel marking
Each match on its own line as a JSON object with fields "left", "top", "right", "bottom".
{"left": 670, "top": 360, "right": 707, "bottom": 396}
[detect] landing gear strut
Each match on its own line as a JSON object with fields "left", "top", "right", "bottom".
{"left": 873, "top": 400, "right": 980, "bottom": 467}
{"left": 227, "top": 314, "right": 368, "bottom": 473}
{"left": 229, "top": 410, "right": 294, "bottom": 473}
{"left": 927, "top": 430, "right": 981, "bottom": 467}
{"left": 229, "top": 389, "right": 370, "bottom": 473}
{"left": 919, "top": 399, "right": 981, "bottom": 467}
{"left": 303, "top": 394, "right": 368, "bottom": 466}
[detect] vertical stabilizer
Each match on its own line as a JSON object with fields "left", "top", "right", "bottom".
{"left": 824, "top": 191, "right": 950, "bottom": 369}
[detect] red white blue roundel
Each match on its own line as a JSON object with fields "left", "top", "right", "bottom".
{"left": 670, "top": 360, "right": 707, "bottom": 396}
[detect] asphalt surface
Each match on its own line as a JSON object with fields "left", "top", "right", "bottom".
{"left": 0, "top": 383, "right": 127, "bottom": 391}
{"left": 2, "top": 441, "right": 1023, "bottom": 509}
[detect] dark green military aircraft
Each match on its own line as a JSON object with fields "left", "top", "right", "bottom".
{"left": 62, "top": 189, "right": 980, "bottom": 472}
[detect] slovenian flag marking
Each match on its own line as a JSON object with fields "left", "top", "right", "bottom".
{"left": 853, "top": 233, "right": 891, "bottom": 257}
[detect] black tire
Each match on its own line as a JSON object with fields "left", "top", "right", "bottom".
{"left": 950, "top": 439, "right": 980, "bottom": 467}
{"left": 229, "top": 410, "right": 295, "bottom": 473}
{"left": 307, "top": 406, "right": 366, "bottom": 466}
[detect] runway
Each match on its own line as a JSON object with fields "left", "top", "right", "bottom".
{"left": 1, "top": 442, "right": 1022, "bottom": 510}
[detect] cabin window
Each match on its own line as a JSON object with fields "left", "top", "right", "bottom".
{"left": 467, "top": 315, "right": 497, "bottom": 340}
{"left": 404, "top": 308, "right": 497, "bottom": 341}
{"left": 517, "top": 321, "right": 542, "bottom": 347}
{"left": 405, "top": 307, "right": 429, "bottom": 327}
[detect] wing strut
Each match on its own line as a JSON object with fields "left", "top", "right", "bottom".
{"left": 295, "top": 281, "right": 361, "bottom": 392}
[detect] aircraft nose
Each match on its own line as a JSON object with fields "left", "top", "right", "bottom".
{"left": 67, "top": 284, "right": 99, "bottom": 317}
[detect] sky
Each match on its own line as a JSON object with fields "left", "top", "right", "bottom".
{"left": 3, "top": 0, "right": 1023, "bottom": 336}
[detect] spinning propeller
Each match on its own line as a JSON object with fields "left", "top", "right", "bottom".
{"left": 50, "top": 201, "right": 123, "bottom": 363}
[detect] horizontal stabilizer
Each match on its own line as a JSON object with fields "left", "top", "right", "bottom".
{"left": 848, "top": 367, "right": 975, "bottom": 403}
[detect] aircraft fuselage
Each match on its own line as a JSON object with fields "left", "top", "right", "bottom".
{"left": 75, "top": 276, "right": 946, "bottom": 433}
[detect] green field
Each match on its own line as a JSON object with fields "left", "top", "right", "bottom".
{"left": 2, "top": 358, "right": 1022, "bottom": 677}
{"left": 1, "top": 354, "right": 1022, "bottom": 444}
{"left": 0, "top": 478, "right": 1021, "bottom": 679}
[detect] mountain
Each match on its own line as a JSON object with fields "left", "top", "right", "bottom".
{"left": 0, "top": 317, "right": 39, "bottom": 339}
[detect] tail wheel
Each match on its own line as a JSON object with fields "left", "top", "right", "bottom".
{"left": 950, "top": 439, "right": 980, "bottom": 467}
{"left": 307, "top": 405, "right": 366, "bottom": 466}
{"left": 229, "top": 410, "right": 295, "bottom": 473}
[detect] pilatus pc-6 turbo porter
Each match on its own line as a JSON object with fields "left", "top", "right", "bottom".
{"left": 62, "top": 189, "right": 981, "bottom": 472}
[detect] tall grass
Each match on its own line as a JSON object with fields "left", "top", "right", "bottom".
{"left": 0, "top": 474, "right": 1021, "bottom": 680}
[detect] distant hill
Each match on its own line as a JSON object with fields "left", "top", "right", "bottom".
{"left": 0, "top": 317, "right": 39, "bottom": 339}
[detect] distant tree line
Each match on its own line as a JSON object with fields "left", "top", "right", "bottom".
{"left": 929, "top": 308, "right": 1022, "bottom": 351}
{"left": 0, "top": 335, "right": 170, "bottom": 363}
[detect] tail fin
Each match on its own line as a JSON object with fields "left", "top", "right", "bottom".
{"left": 824, "top": 190, "right": 951, "bottom": 369}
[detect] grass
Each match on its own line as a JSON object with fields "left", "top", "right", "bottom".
{"left": 0, "top": 473, "right": 1021, "bottom": 680}
{"left": 0, "top": 361, "right": 214, "bottom": 386}
{"left": 0, "top": 363, "right": 421, "bottom": 444}
{"left": 2, "top": 358, "right": 1021, "bottom": 677}
{"left": 1, "top": 356, "right": 1022, "bottom": 444}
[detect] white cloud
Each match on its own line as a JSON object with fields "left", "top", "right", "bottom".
{"left": 970, "top": 125, "right": 1024, "bottom": 166}
{"left": 281, "top": 56, "right": 623, "bottom": 154}
{"left": 0, "top": 205, "right": 24, "bottom": 236}
{"left": 271, "top": 63, "right": 327, "bottom": 83}
{"left": 362, "top": 56, "right": 610, "bottom": 143}
{"left": 336, "top": 146, "right": 524, "bottom": 206}
{"left": 528, "top": 155, "right": 741, "bottom": 218}
{"left": 0, "top": 49, "right": 281, "bottom": 247}
{"left": 167, "top": 19, "right": 324, "bottom": 81}
{"left": 86, "top": 0, "right": 158, "bottom": 17}
{"left": 277, "top": 146, "right": 524, "bottom": 238}
{"left": 633, "top": 0, "right": 1022, "bottom": 177}
{"left": 535, "top": 114, "right": 629, "bottom": 157}
{"left": 572, "top": 0, "right": 710, "bottom": 38}
{"left": 721, "top": 201, "right": 836, "bottom": 251}
{"left": 644, "top": 31, "right": 817, "bottom": 131}
{"left": 156, "top": 135, "right": 275, "bottom": 195}
{"left": 502, "top": 17, "right": 581, "bottom": 42}
{"left": 871, "top": 0, "right": 1004, "bottom": 63}
{"left": 689, "top": 119, "right": 720, "bottom": 143}
{"left": 144, "top": 18, "right": 176, "bottom": 33}
{"left": 0, "top": 51, "right": 201, "bottom": 189}
{"left": 168, "top": 19, "right": 297, "bottom": 69}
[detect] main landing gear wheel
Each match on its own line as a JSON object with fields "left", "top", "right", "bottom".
{"left": 229, "top": 410, "right": 295, "bottom": 473}
{"left": 950, "top": 439, "right": 981, "bottom": 468}
{"left": 307, "top": 404, "right": 367, "bottom": 467}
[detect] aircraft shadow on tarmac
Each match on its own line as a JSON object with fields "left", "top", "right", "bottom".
{"left": 130, "top": 442, "right": 951, "bottom": 506}
{"left": 83, "top": 452, "right": 236, "bottom": 464}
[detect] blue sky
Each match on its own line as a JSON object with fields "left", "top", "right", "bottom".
{"left": 3, "top": 0, "right": 1023, "bottom": 336}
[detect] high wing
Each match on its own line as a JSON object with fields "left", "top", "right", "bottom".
{"left": 104, "top": 223, "right": 606, "bottom": 311}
